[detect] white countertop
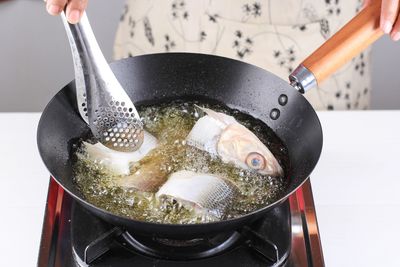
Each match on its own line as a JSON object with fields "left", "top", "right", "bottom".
{"left": 1, "top": 111, "right": 399, "bottom": 267}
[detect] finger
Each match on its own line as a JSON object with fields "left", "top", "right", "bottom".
{"left": 390, "top": 13, "right": 400, "bottom": 40}
{"left": 380, "top": 0, "right": 400, "bottom": 34}
{"left": 66, "top": 0, "right": 88, "bottom": 24}
{"left": 46, "top": 0, "right": 67, "bottom": 15}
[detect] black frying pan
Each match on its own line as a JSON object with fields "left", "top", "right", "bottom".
{"left": 37, "top": 4, "right": 382, "bottom": 239}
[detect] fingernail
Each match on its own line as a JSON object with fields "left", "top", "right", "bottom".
{"left": 47, "top": 4, "right": 61, "bottom": 15}
{"left": 68, "top": 10, "right": 81, "bottom": 24}
{"left": 382, "top": 20, "right": 393, "bottom": 34}
{"left": 392, "top": 32, "right": 400, "bottom": 41}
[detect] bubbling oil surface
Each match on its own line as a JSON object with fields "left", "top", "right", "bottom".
{"left": 73, "top": 100, "right": 289, "bottom": 224}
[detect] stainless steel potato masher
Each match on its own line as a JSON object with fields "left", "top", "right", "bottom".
{"left": 61, "top": 12, "right": 144, "bottom": 152}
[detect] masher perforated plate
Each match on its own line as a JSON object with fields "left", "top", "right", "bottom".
{"left": 92, "top": 100, "right": 144, "bottom": 151}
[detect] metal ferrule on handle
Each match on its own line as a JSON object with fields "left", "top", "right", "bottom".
{"left": 289, "top": 65, "right": 317, "bottom": 93}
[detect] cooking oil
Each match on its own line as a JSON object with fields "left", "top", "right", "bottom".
{"left": 73, "top": 100, "right": 288, "bottom": 224}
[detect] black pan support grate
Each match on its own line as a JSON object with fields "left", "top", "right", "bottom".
{"left": 83, "top": 227, "right": 123, "bottom": 264}
{"left": 82, "top": 225, "right": 287, "bottom": 265}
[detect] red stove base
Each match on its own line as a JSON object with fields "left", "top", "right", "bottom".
{"left": 37, "top": 177, "right": 324, "bottom": 267}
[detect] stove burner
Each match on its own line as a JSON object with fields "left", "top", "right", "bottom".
{"left": 120, "top": 231, "right": 241, "bottom": 260}
{"left": 71, "top": 200, "right": 291, "bottom": 266}
{"left": 39, "top": 178, "right": 324, "bottom": 267}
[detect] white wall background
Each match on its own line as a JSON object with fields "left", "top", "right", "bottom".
{"left": 0, "top": 0, "right": 399, "bottom": 111}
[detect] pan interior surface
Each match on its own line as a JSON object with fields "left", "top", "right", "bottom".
{"left": 37, "top": 53, "right": 322, "bottom": 237}
{"left": 73, "top": 98, "right": 290, "bottom": 224}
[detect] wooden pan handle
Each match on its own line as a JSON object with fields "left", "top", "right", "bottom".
{"left": 290, "top": 2, "right": 383, "bottom": 92}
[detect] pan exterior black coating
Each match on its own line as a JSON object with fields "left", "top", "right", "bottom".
{"left": 37, "top": 53, "right": 322, "bottom": 239}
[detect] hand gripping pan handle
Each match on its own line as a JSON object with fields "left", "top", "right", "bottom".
{"left": 289, "top": 1, "right": 383, "bottom": 93}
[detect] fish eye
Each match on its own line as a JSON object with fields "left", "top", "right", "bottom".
{"left": 245, "top": 152, "right": 266, "bottom": 170}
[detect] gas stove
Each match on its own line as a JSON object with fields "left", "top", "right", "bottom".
{"left": 37, "top": 178, "right": 324, "bottom": 267}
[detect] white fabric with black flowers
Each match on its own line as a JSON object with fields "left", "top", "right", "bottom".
{"left": 114, "top": 0, "right": 370, "bottom": 110}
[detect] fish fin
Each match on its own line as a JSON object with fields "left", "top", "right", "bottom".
{"left": 194, "top": 105, "right": 236, "bottom": 126}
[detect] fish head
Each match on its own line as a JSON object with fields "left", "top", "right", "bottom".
{"left": 217, "top": 124, "right": 284, "bottom": 176}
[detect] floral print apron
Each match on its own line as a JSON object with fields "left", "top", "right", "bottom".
{"left": 114, "top": 0, "right": 369, "bottom": 110}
